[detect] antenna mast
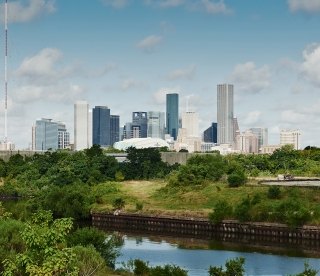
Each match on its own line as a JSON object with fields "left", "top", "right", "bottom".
{"left": 4, "top": 0, "right": 8, "bottom": 143}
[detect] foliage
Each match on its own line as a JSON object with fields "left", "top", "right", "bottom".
{"left": 291, "top": 262, "right": 318, "bottom": 276}
{"left": 208, "top": 257, "right": 245, "bottom": 276}
{"left": 209, "top": 200, "right": 233, "bottom": 224}
{"left": 227, "top": 171, "right": 247, "bottom": 187}
{"left": 2, "top": 211, "right": 79, "bottom": 275}
{"left": 267, "top": 186, "right": 281, "bottom": 199}
{"left": 113, "top": 197, "right": 126, "bottom": 210}
{"left": 67, "top": 227, "right": 120, "bottom": 268}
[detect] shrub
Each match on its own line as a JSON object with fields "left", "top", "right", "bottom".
{"left": 267, "top": 186, "right": 281, "bottom": 199}
{"left": 136, "top": 202, "right": 144, "bottom": 211}
{"left": 209, "top": 200, "right": 233, "bottom": 224}
{"left": 227, "top": 171, "right": 247, "bottom": 187}
{"left": 113, "top": 197, "right": 125, "bottom": 210}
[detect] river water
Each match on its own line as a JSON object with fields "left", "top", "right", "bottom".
{"left": 115, "top": 234, "right": 320, "bottom": 276}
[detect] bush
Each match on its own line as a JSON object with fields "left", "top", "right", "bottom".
{"left": 209, "top": 200, "right": 233, "bottom": 224}
{"left": 267, "top": 186, "right": 281, "bottom": 199}
{"left": 113, "top": 197, "right": 125, "bottom": 210}
{"left": 227, "top": 171, "right": 247, "bottom": 187}
{"left": 234, "top": 198, "right": 252, "bottom": 222}
{"left": 209, "top": 257, "right": 245, "bottom": 276}
{"left": 136, "top": 202, "right": 144, "bottom": 211}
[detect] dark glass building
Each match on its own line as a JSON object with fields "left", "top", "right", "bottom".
{"left": 132, "top": 112, "right": 148, "bottom": 138}
{"left": 110, "top": 115, "right": 120, "bottom": 146}
{"left": 92, "top": 106, "right": 110, "bottom": 146}
{"left": 166, "top": 93, "right": 179, "bottom": 140}
{"left": 203, "top": 122, "right": 217, "bottom": 143}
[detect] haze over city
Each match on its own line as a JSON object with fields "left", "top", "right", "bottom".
{"left": 0, "top": 0, "right": 320, "bottom": 149}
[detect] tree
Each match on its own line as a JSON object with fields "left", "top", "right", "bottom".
{"left": 209, "top": 200, "right": 233, "bottom": 224}
{"left": 208, "top": 257, "right": 245, "bottom": 276}
{"left": 227, "top": 171, "right": 247, "bottom": 187}
{"left": 2, "top": 211, "right": 79, "bottom": 275}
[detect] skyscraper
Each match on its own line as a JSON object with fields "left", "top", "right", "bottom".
{"left": 35, "top": 119, "right": 69, "bottom": 151}
{"left": 181, "top": 112, "right": 199, "bottom": 137}
{"left": 166, "top": 93, "right": 179, "bottom": 140}
{"left": 147, "top": 111, "right": 165, "bottom": 139}
{"left": 203, "top": 122, "right": 217, "bottom": 143}
{"left": 249, "top": 127, "right": 268, "bottom": 150}
{"left": 74, "top": 101, "right": 89, "bottom": 151}
{"left": 132, "top": 112, "right": 148, "bottom": 138}
{"left": 92, "top": 106, "right": 110, "bottom": 147}
{"left": 110, "top": 115, "right": 120, "bottom": 146}
{"left": 280, "top": 129, "right": 301, "bottom": 150}
{"left": 217, "top": 84, "right": 234, "bottom": 145}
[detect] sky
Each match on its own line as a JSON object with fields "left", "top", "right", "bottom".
{"left": 0, "top": 0, "right": 320, "bottom": 149}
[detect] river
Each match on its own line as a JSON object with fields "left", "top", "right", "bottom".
{"left": 115, "top": 234, "right": 320, "bottom": 275}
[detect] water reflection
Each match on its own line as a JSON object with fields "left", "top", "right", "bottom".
{"left": 112, "top": 233, "right": 320, "bottom": 276}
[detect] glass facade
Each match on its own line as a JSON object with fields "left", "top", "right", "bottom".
{"left": 110, "top": 115, "right": 120, "bottom": 146}
{"left": 92, "top": 106, "right": 111, "bottom": 147}
{"left": 166, "top": 93, "right": 179, "bottom": 140}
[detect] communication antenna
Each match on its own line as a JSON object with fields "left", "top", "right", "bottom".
{"left": 4, "top": 0, "right": 8, "bottom": 143}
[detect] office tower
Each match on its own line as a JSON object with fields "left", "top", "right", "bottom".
{"left": 110, "top": 115, "right": 120, "bottom": 146}
{"left": 233, "top": 117, "right": 239, "bottom": 141}
{"left": 74, "top": 101, "right": 89, "bottom": 151}
{"left": 123, "top": 122, "right": 132, "bottom": 140}
{"left": 132, "top": 112, "right": 148, "bottom": 138}
{"left": 217, "top": 84, "right": 234, "bottom": 145}
{"left": 147, "top": 111, "right": 165, "bottom": 139}
{"left": 181, "top": 112, "right": 199, "bottom": 137}
{"left": 236, "top": 130, "right": 259, "bottom": 154}
{"left": 166, "top": 93, "right": 179, "bottom": 140}
{"left": 35, "top": 119, "right": 69, "bottom": 151}
{"left": 58, "top": 122, "right": 70, "bottom": 149}
{"left": 31, "top": 125, "right": 36, "bottom": 150}
{"left": 249, "top": 128, "right": 268, "bottom": 150}
{"left": 92, "top": 106, "right": 111, "bottom": 147}
{"left": 280, "top": 129, "right": 301, "bottom": 150}
{"left": 88, "top": 109, "right": 93, "bottom": 148}
{"left": 203, "top": 122, "right": 217, "bottom": 143}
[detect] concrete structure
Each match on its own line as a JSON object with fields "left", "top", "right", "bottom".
{"left": 250, "top": 127, "right": 268, "bottom": 151}
{"left": 217, "top": 84, "right": 234, "bottom": 145}
{"left": 181, "top": 111, "right": 199, "bottom": 138}
{"left": 31, "top": 125, "right": 36, "bottom": 150}
{"left": 280, "top": 129, "right": 301, "bottom": 150}
{"left": 201, "top": 142, "right": 215, "bottom": 152}
{"left": 260, "top": 145, "right": 281, "bottom": 154}
{"left": 175, "top": 128, "right": 201, "bottom": 153}
{"left": 110, "top": 115, "right": 120, "bottom": 146}
{"left": 147, "top": 111, "right": 165, "bottom": 139}
{"left": 132, "top": 112, "right": 148, "bottom": 138}
{"left": 88, "top": 109, "right": 93, "bottom": 148}
{"left": 203, "top": 122, "right": 217, "bottom": 143}
{"left": 93, "top": 106, "right": 111, "bottom": 147}
{"left": 166, "top": 93, "right": 179, "bottom": 140}
{"left": 211, "top": 144, "right": 239, "bottom": 155}
{"left": 74, "top": 101, "right": 89, "bottom": 151}
{"left": 114, "top": 137, "right": 169, "bottom": 151}
{"left": 35, "top": 118, "right": 69, "bottom": 151}
{"left": 236, "top": 130, "right": 259, "bottom": 154}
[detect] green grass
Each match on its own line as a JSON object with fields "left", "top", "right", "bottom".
{"left": 91, "top": 180, "right": 320, "bottom": 224}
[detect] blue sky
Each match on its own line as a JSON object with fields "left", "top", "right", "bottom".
{"left": 1, "top": 0, "right": 320, "bottom": 149}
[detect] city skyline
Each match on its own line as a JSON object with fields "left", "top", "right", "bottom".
{"left": 0, "top": 0, "right": 320, "bottom": 148}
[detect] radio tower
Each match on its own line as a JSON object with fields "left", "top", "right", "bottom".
{"left": 4, "top": 0, "right": 8, "bottom": 143}
{"left": 1, "top": 0, "right": 14, "bottom": 150}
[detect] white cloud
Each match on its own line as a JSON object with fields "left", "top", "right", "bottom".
{"left": 200, "top": 0, "right": 232, "bottom": 15}
{"left": 281, "top": 110, "right": 307, "bottom": 124}
{"left": 120, "top": 78, "right": 145, "bottom": 91}
{"left": 167, "top": 65, "right": 196, "bottom": 81}
{"left": 230, "top": 62, "right": 271, "bottom": 93}
{"left": 15, "top": 48, "right": 75, "bottom": 85}
{"left": 101, "top": 0, "right": 130, "bottom": 9}
{"left": 12, "top": 83, "right": 86, "bottom": 104}
{"left": 136, "top": 35, "right": 163, "bottom": 52}
{"left": 288, "top": 0, "right": 320, "bottom": 13}
{"left": 144, "top": 0, "right": 185, "bottom": 8}
{"left": 153, "top": 87, "right": 180, "bottom": 104}
{"left": 301, "top": 43, "right": 320, "bottom": 86}
{"left": 243, "top": 111, "right": 262, "bottom": 125}
{"left": 0, "top": 0, "right": 55, "bottom": 23}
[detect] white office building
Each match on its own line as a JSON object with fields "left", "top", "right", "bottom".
{"left": 74, "top": 101, "right": 90, "bottom": 151}
{"left": 181, "top": 111, "right": 200, "bottom": 138}
{"left": 217, "top": 84, "right": 234, "bottom": 145}
{"left": 280, "top": 129, "right": 301, "bottom": 150}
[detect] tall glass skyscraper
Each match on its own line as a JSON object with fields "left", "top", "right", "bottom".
{"left": 166, "top": 93, "right": 179, "bottom": 140}
{"left": 110, "top": 115, "right": 120, "bottom": 146}
{"left": 132, "top": 112, "right": 148, "bottom": 138}
{"left": 217, "top": 84, "right": 234, "bottom": 145}
{"left": 147, "top": 111, "right": 165, "bottom": 139}
{"left": 92, "top": 106, "right": 110, "bottom": 147}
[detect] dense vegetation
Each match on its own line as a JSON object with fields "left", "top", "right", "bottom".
{"left": 1, "top": 144, "right": 320, "bottom": 274}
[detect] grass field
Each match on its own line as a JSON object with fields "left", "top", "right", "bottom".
{"left": 92, "top": 179, "right": 320, "bottom": 224}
